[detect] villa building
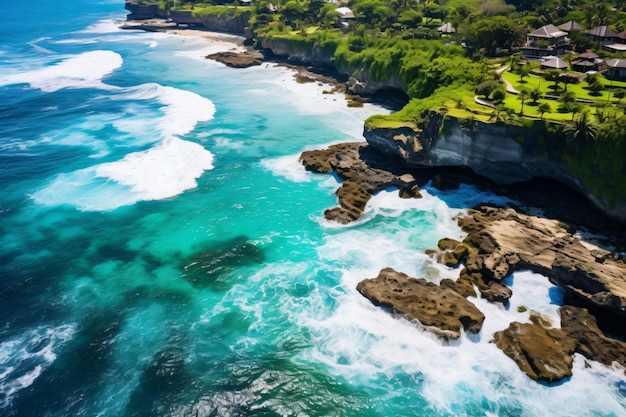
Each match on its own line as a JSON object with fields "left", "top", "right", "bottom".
{"left": 522, "top": 24, "right": 570, "bottom": 59}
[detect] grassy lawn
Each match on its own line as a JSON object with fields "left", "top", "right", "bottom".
{"left": 500, "top": 70, "right": 625, "bottom": 122}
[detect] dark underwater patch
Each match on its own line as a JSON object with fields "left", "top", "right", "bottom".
{"left": 181, "top": 236, "right": 265, "bottom": 291}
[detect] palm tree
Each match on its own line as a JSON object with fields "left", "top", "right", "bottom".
{"left": 517, "top": 89, "right": 529, "bottom": 115}
{"left": 538, "top": 102, "right": 551, "bottom": 120}
{"left": 563, "top": 110, "right": 597, "bottom": 153}
{"left": 519, "top": 65, "right": 530, "bottom": 83}
{"left": 530, "top": 88, "right": 542, "bottom": 104}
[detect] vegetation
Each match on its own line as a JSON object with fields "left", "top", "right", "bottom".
{"left": 134, "top": 0, "right": 626, "bottom": 201}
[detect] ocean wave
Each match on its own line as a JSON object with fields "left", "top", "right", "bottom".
{"left": 112, "top": 83, "right": 216, "bottom": 138}
{"left": 0, "top": 50, "right": 123, "bottom": 92}
{"left": 32, "top": 137, "right": 214, "bottom": 211}
{"left": 0, "top": 324, "right": 75, "bottom": 409}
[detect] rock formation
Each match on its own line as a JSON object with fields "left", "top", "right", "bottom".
{"left": 357, "top": 268, "right": 485, "bottom": 339}
{"left": 445, "top": 205, "right": 626, "bottom": 319}
{"left": 205, "top": 50, "right": 263, "bottom": 68}
{"left": 363, "top": 114, "right": 626, "bottom": 224}
{"left": 493, "top": 322, "right": 577, "bottom": 383}
{"left": 300, "top": 143, "right": 421, "bottom": 223}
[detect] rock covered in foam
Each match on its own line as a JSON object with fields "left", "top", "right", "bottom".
{"left": 493, "top": 322, "right": 577, "bottom": 383}
{"left": 356, "top": 267, "right": 485, "bottom": 339}
{"left": 300, "top": 143, "right": 421, "bottom": 223}
{"left": 449, "top": 205, "right": 626, "bottom": 318}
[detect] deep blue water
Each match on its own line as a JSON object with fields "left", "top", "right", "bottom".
{"left": 1, "top": 1, "right": 625, "bottom": 416}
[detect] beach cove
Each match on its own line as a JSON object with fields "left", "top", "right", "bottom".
{"left": 1, "top": 1, "right": 626, "bottom": 416}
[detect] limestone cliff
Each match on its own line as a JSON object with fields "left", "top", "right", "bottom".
{"left": 125, "top": 2, "right": 168, "bottom": 20}
{"left": 258, "top": 37, "right": 404, "bottom": 96}
{"left": 364, "top": 114, "right": 626, "bottom": 223}
{"left": 169, "top": 10, "right": 250, "bottom": 34}
{"left": 124, "top": 2, "right": 250, "bottom": 34}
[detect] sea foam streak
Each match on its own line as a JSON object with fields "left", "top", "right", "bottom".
{"left": 33, "top": 83, "right": 217, "bottom": 210}
{"left": 1, "top": 50, "right": 123, "bottom": 92}
{"left": 0, "top": 325, "right": 75, "bottom": 409}
{"left": 33, "top": 137, "right": 214, "bottom": 211}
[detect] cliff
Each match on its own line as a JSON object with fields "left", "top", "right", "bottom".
{"left": 364, "top": 114, "right": 626, "bottom": 224}
{"left": 124, "top": 2, "right": 250, "bottom": 34}
{"left": 259, "top": 38, "right": 404, "bottom": 96}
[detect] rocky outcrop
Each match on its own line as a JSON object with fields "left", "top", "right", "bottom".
{"left": 125, "top": 2, "right": 169, "bottom": 20}
{"left": 364, "top": 114, "right": 626, "bottom": 224}
{"left": 357, "top": 268, "right": 485, "bottom": 339}
{"left": 205, "top": 50, "right": 263, "bottom": 68}
{"left": 493, "top": 322, "right": 577, "bottom": 383}
{"left": 300, "top": 143, "right": 421, "bottom": 223}
{"left": 446, "top": 205, "right": 626, "bottom": 319}
{"left": 560, "top": 305, "right": 626, "bottom": 369}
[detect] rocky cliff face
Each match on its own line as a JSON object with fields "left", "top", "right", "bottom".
{"left": 259, "top": 38, "right": 404, "bottom": 96}
{"left": 364, "top": 114, "right": 626, "bottom": 223}
{"left": 125, "top": 2, "right": 169, "bottom": 20}
{"left": 169, "top": 10, "right": 250, "bottom": 34}
{"left": 124, "top": 3, "right": 250, "bottom": 34}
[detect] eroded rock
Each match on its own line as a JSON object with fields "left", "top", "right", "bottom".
{"left": 560, "top": 305, "right": 626, "bottom": 369}
{"left": 300, "top": 143, "right": 421, "bottom": 223}
{"left": 205, "top": 50, "right": 264, "bottom": 68}
{"left": 493, "top": 322, "right": 577, "bottom": 383}
{"left": 356, "top": 267, "right": 485, "bottom": 339}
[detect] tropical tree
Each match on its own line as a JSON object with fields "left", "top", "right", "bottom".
{"left": 587, "top": 76, "right": 604, "bottom": 96}
{"left": 530, "top": 88, "right": 542, "bottom": 104}
{"left": 544, "top": 69, "right": 562, "bottom": 91}
{"left": 518, "top": 64, "right": 530, "bottom": 83}
{"left": 518, "top": 88, "right": 530, "bottom": 115}
{"left": 563, "top": 110, "right": 597, "bottom": 152}
{"left": 614, "top": 89, "right": 626, "bottom": 104}
{"left": 538, "top": 102, "right": 551, "bottom": 119}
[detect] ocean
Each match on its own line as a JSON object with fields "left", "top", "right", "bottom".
{"left": 1, "top": 1, "right": 625, "bottom": 416}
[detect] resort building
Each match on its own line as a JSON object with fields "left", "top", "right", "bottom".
{"left": 606, "top": 58, "right": 626, "bottom": 80}
{"left": 571, "top": 50, "right": 603, "bottom": 73}
{"left": 522, "top": 24, "right": 570, "bottom": 59}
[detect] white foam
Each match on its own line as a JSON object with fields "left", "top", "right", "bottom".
{"left": 261, "top": 153, "right": 314, "bottom": 183}
{"left": 113, "top": 83, "right": 216, "bottom": 138}
{"left": 96, "top": 137, "right": 214, "bottom": 200}
{"left": 33, "top": 137, "right": 214, "bottom": 211}
{"left": 0, "top": 324, "right": 75, "bottom": 409}
{"left": 1, "top": 50, "right": 123, "bottom": 92}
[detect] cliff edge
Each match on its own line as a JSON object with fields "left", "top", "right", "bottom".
{"left": 364, "top": 113, "right": 626, "bottom": 224}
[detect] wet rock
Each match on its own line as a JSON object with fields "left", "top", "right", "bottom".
{"left": 560, "top": 305, "right": 626, "bottom": 369}
{"left": 300, "top": 143, "right": 422, "bottom": 224}
{"left": 444, "top": 205, "right": 626, "bottom": 317}
{"left": 205, "top": 50, "right": 264, "bottom": 68}
{"left": 357, "top": 267, "right": 485, "bottom": 339}
{"left": 493, "top": 322, "right": 577, "bottom": 383}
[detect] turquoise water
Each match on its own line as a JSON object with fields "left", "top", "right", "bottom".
{"left": 1, "top": 2, "right": 626, "bottom": 416}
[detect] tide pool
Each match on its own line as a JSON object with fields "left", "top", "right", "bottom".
{"left": 1, "top": 1, "right": 625, "bottom": 416}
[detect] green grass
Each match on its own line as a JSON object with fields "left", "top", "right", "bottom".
{"left": 500, "top": 70, "right": 625, "bottom": 122}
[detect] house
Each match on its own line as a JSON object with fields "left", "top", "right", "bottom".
{"left": 522, "top": 24, "right": 570, "bottom": 59}
{"left": 437, "top": 22, "right": 456, "bottom": 35}
{"left": 587, "top": 25, "right": 619, "bottom": 44}
{"left": 604, "top": 30, "right": 626, "bottom": 52}
{"left": 571, "top": 50, "right": 603, "bottom": 72}
{"left": 558, "top": 21, "right": 583, "bottom": 32}
{"left": 335, "top": 7, "right": 355, "bottom": 30}
{"left": 605, "top": 58, "right": 626, "bottom": 80}
{"left": 541, "top": 56, "right": 568, "bottom": 70}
